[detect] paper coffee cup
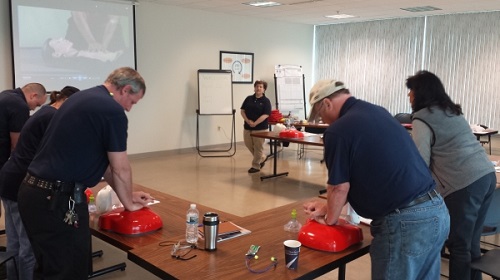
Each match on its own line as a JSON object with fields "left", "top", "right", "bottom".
{"left": 284, "top": 240, "right": 301, "bottom": 270}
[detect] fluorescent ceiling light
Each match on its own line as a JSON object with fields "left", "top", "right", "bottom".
{"left": 400, "top": 6, "right": 442, "bottom": 12}
{"left": 243, "top": 1, "right": 282, "bottom": 7}
{"left": 95, "top": 0, "right": 139, "bottom": 5}
{"left": 325, "top": 14, "right": 355, "bottom": 19}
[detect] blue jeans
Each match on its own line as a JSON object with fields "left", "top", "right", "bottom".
{"left": 1, "top": 197, "right": 36, "bottom": 280}
{"left": 370, "top": 193, "right": 450, "bottom": 280}
{"left": 444, "top": 172, "right": 496, "bottom": 280}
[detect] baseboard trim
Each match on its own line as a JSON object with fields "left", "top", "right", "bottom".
{"left": 129, "top": 142, "right": 245, "bottom": 159}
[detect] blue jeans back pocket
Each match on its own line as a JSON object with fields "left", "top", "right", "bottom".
{"left": 401, "top": 216, "right": 439, "bottom": 256}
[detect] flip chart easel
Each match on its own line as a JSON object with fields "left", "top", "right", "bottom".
{"left": 196, "top": 69, "right": 236, "bottom": 157}
{"left": 274, "top": 65, "right": 306, "bottom": 120}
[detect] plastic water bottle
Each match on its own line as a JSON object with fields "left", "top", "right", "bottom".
{"left": 88, "top": 194, "right": 97, "bottom": 213}
{"left": 284, "top": 209, "right": 302, "bottom": 232}
{"left": 186, "top": 204, "right": 199, "bottom": 244}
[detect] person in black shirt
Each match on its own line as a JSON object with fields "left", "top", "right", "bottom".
{"left": 18, "top": 68, "right": 153, "bottom": 279}
{"left": 0, "top": 83, "right": 47, "bottom": 170}
{"left": 303, "top": 79, "right": 450, "bottom": 280}
{"left": 240, "top": 80, "right": 272, "bottom": 173}
{"left": 0, "top": 86, "right": 79, "bottom": 280}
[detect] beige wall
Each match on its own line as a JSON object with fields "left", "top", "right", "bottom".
{"left": 0, "top": 2, "right": 314, "bottom": 154}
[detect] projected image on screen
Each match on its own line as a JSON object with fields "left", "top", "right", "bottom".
{"left": 11, "top": 0, "right": 136, "bottom": 91}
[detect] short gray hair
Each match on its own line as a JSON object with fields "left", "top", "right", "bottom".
{"left": 105, "top": 67, "right": 146, "bottom": 95}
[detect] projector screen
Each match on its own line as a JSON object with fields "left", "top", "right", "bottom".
{"left": 10, "top": 0, "right": 136, "bottom": 92}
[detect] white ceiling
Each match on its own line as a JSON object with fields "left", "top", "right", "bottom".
{"left": 140, "top": 0, "right": 500, "bottom": 25}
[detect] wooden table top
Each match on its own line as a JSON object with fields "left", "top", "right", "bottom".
{"left": 128, "top": 199, "right": 372, "bottom": 280}
{"left": 89, "top": 182, "right": 240, "bottom": 251}
{"left": 251, "top": 131, "right": 324, "bottom": 147}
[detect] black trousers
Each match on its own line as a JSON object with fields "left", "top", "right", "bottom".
{"left": 18, "top": 183, "right": 91, "bottom": 280}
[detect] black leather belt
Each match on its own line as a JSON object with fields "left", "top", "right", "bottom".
{"left": 23, "top": 173, "right": 74, "bottom": 193}
{"left": 402, "top": 189, "right": 439, "bottom": 209}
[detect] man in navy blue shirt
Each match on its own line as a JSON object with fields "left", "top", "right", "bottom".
{"left": 0, "top": 83, "right": 47, "bottom": 169}
{"left": 0, "top": 86, "right": 78, "bottom": 280}
{"left": 303, "top": 79, "right": 449, "bottom": 280}
{"left": 18, "top": 68, "right": 154, "bottom": 280}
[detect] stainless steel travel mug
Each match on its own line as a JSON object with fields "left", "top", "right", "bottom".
{"left": 203, "top": 212, "right": 219, "bottom": 251}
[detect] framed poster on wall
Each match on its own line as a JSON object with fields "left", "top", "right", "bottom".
{"left": 220, "top": 51, "right": 253, "bottom": 84}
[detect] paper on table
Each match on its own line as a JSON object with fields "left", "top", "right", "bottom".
{"left": 359, "top": 217, "right": 372, "bottom": 225}
{"left": 147, "top": 200, "right": 160, "bottom": 205}
{"left": 218, "top": 221, "right": 242, "bottom": 234}
{"left": 198, "top": 221, "right": 251, "bottom": 242}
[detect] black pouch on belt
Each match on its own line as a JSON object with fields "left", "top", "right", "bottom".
{"left": 49, "top": 190, "right": 60, "bottom": 212}
{"left": 73, "top": 183, "right": 85, "bottom": 204}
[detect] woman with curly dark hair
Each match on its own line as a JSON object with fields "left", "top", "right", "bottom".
{"left": 407, "top": 70, "right": 496, "bottom": 280}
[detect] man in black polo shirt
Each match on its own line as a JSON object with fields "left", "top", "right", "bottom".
{"left": 18, "top": 68, "right": 154, "bottom": 279}
{"left": 0, "top": 86, "right": 79, "bottom": 280}
{"left": 0, "top": 83, "right": 47, "bottom": 169}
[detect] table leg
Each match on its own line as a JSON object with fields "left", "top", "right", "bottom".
{"left": 477, "top": 135, "right": 493, "bottom": 155}
{"left": 88, "top": 250, "right": 126, "bottom": 279}
{"left": 488, "top": 135, "right": 492, "bottom": 155}
{"left": 88, "top": 263, "right": 126, "bottom": 279}
{"left": 268, "top": 139, "right": 273, "bottom": 157}
{"left": 338, "top": 264, "right": 346, "bottom": 280}
{"left": 260, "top": 138, "right": 288, "bottom": 181}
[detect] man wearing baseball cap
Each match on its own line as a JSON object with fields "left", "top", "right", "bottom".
{"left": 303, "top": 79, "right": 449, "bottom": 279}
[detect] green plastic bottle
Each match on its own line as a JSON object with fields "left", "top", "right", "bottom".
{"left": 88, "top": 194, "right": 97, "bottom": 213}
{"left": 284, "top": 209, "right": 302, "bottom": 232}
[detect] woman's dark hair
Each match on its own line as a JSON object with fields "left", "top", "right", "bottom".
{"left": 406, "top": 70, "right": 462, "bottom": 115}
{"left": 49, "top": 85, "right": 79, "bottom": 105}
{"left": 254, "top": 80, "right": 267, "bottom": 91}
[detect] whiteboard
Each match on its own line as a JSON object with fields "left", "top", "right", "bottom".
{"left": 198, "top": 70, "right": 233, "bottom": 115}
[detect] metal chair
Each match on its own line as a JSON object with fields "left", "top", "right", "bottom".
{"left": 442, "top": 188, "right": 500, "bottom": 261}
{"left": 0, "top": 251, "right": 19, "bottom": 279}
{"left": 480, "top": 188, "right": 500, "bottom": 251}
{"left": 394, "top": 113, "right": 412, "bottom": 124}
{"left": 467, "top": 188, "right": 500, "bottom": 279}
{"left": 471, "top": 249, "right": 500, "bottom": 279}
{"left": 477, "top": 124, "right": 493, "bottom": 154}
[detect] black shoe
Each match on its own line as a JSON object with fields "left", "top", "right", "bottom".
{"left": 248, "top": 167, "right": 260, "bottom": 173}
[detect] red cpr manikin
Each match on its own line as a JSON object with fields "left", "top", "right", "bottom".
{"left": 279, "top": 129, "right": 304, "bottom": 138}
{"left": 298, "top": 218, "right": 363, "bottom": 252}
{"left": 99, "top": 207, "right": 163, "bottom": 235}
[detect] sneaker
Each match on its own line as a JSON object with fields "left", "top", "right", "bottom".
{"left": 248, "top": 167, "right": 260, "bottom": 173}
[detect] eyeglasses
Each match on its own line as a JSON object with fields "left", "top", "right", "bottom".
{"left": 159, "top": 240, "right": 199, "bottom": 261}
{"left": 245, "top": 253, "right": 278, "bottom": 274}
{"left": 318, "top": 99, "right": 326, "bottom": 111}
{"left": 314, "top": 98, "right": 327, "bottom": 115}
